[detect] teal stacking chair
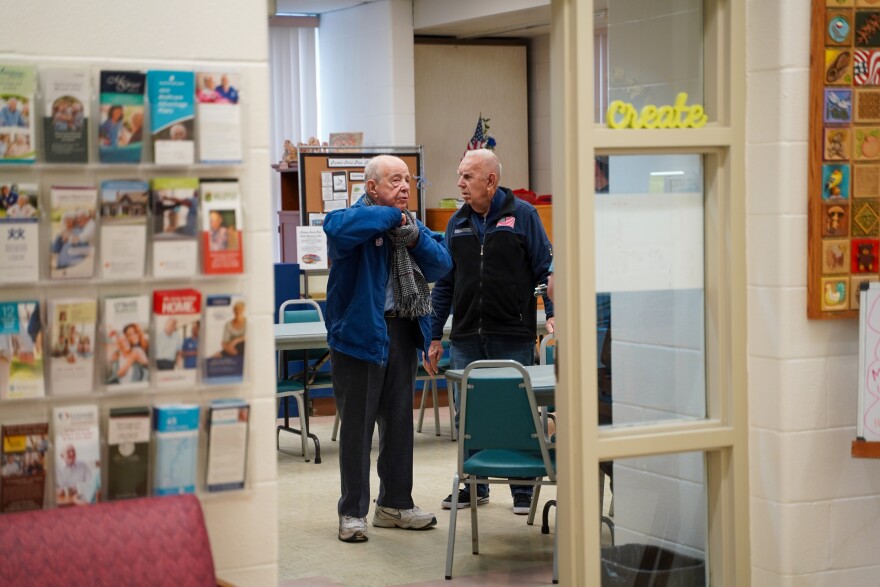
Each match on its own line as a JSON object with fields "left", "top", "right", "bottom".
{"left": 416, "top": 340, "right": 456, "bottom": 440}
{"left": 277, "top": 299, "right": 335, "bottom": 463}
{"left": 445, "top": 360, "right": 556, "bottom": 581}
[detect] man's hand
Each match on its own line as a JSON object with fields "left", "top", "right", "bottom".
{"left": 424, "top": 340, "right": 444, "bottom": 375}
{"left": 546, "top": 316, "right": 556, "bottom": 334}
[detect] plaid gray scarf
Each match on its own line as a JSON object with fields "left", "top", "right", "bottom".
{"left": 363, "top": 195, "right": 432, "bottom": 319}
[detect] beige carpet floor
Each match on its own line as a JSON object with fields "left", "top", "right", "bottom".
{"left": 276, "top": 407, "right": 613, "bottom": 586}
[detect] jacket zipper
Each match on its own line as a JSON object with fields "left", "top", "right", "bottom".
{"left": 477, "top": 214, "right": 487, "bottom": 336}
{"left": 478, "top": 243, "right": 484, "bottom": 335}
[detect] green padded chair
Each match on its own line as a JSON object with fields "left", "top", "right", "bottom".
{"left": 445, "top": 360, "right": 557, "bottom": 582}
{"left": 277, "top": 299, "right": 334, "bottom": 463}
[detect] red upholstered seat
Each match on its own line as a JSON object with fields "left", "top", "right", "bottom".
{"left": 0, "top": 494, "right": 219, "bottom": 587}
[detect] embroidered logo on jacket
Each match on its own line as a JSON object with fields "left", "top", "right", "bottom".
{"left": 375, "top": 237, "right": 383, "bottom": 246}
{"left": 498, "top": 216, "right": 516, "bottom": 228}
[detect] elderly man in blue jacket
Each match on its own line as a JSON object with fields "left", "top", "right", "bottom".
{"left": 324, "top": 154, "right": 453, "bottom": 543}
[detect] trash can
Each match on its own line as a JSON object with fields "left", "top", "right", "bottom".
{"left": 601, "top": 544, "right": 706, "bottom": 587}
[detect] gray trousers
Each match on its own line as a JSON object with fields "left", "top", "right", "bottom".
{"left": 331, "top": 316, "right": 418, "bottom": 518}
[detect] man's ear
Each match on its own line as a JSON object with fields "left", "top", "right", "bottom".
{"left": 366, "top": 179, "right": 377, "bottom": 195}
{"left": 487, "top": 172, "right": 498, "bottom": 190}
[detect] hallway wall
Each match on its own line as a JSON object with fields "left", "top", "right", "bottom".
{"left": 746, "top": 1, "right": 880, "bottom": 584}
{"left": 0, "top": 1, "right": 278, "bottom": 584}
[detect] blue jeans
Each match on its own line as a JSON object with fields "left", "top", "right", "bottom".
{"left": 450, "top": 335, "right": 536, "bottom": 498}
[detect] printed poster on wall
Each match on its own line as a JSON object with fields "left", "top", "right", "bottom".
{"left": 295, "top": 226, "right": 328, "bottom": 270}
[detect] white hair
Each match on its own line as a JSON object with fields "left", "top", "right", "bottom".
{"left": 364, "top": 154, "right": 405, "bottom": 184}
{"left": 463, "top": 149, "right": 501, "bottom": 181}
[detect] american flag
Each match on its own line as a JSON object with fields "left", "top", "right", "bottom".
{"left": 467, "top": 115, "right": 486, "bottom": 150}
{"left": 464, "top": 114, "right": 495, "bottom": 157}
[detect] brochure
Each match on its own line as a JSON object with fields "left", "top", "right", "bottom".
{"left": 98, "top": 70, "right": 146, "bottom": 164}
{"left": 49, "top": 185, "right": 98, "bottom": 280}
{"left": 153, "top": 288, "right": 201, "bottom": 388}
{"left": 0, "top": 64, "right": 36, "bottom": 164}
{"left": 102, "top": 295, "right": 150, "bottom": 390}
{"left": 41, "top": 68, "right": 89, "bottom": 163}
{"left": 151, "top": 177, "right": 199, "bottom": 278}
{"left": 107, "top": 406, "right": 151, "bottom": 500}
{"left": 200, "top": 179, "right": 243, "bottom": 274}
{"left": 48, "top": 298, "right": 97, "bottom": 396}
{"left": 195, "top": 71, "right": 242, "bottom": 163}
{"left": 153, "top": 403, "right": 200, "bottom": 496}
{"left": 147, "top": 70, "right": 195, "bottom": 165}
{"left": 52, "top": 404, "right": 101, "bottom": 506}
{"left": 1, "top": 422, "right": 49, "bottom": 513}
{"left": 0, "top": 300, "right": 44, "bottom": 400}
{"left": 206, "top": 398, "right": 249, "bottom": 492}
{"left": 204, "top": 294, "right": 245, "bottom": 384}
{"left": 0, "top": 182, "right": 39, "bottom": 284}
{"left": 99, "top": 180, "right": 148, "bottom": 280}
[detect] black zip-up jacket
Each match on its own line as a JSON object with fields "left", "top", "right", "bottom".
{"left": 430, "top": 187, "right": 554, "bottom": 342}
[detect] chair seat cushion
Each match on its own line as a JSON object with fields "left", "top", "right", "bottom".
{"left": 308, "top": 373, "right": 333, "bottom": 385}
{"left": 277, "top": 379, "right": 306, "bottom": 394}
{"left": 463, "top": 449, "right": 554, "bottom": 478}
{"left": 0, "top": 495, "right": 217, "bottom": 586}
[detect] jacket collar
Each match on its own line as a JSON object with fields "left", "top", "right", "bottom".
{"left": 456, "top": 186, "right": 515, "bottom": 226}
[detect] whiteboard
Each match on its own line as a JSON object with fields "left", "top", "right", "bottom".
{"left": 858, "top": 282, "right": 880, "bottom": 440}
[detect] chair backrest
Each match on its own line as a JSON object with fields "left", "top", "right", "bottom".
{"left": 279, "top": 298, "right": 323, "bottom": 324}
{"left": 274, "top": 262, "right": 301, "bottom": 323}
{"left": 459, "top": 360, "right": 555, "bottom": 480}
{"left": 539, "top": 333, "right": 556, "bottom": 366}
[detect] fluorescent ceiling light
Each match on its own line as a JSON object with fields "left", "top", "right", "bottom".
{"left": 650, "top": 171, "right": 685, "bottom": 176}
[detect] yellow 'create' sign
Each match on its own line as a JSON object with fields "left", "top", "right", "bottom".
{"left": 606, "top": 92, "right": 707, "bottom": 129}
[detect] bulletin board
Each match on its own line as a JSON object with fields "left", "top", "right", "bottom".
{"left": 297, "top": 148, "right": 424, "bottom": 224}
{"left": 808, "top": 1, "right": 880, "bottom": 319}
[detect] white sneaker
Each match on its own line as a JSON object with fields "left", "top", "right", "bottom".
{"left": 372, "top": 505, "right": 438, "bottom": 530}
{"left": 338, "top": 515, "right": 368, "bottom": 542}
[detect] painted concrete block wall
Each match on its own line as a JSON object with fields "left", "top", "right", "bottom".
{"left": 0, "top": 1, "right": 278, "bottom": 585}
{"left": 612, "top": 451, "right": 706, "bottom": 560}
{"left": 319, "top": 0, "right": 415, "bottom": 147}
{"left": 746, "top": 1, "right": 880, "bottom": 585}
{"left": 610, "top": 289, "right": 707, "bottom": 558}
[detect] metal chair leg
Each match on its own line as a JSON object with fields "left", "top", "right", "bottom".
{"left": 332, "top": 411, "right": 340, "bottom": 441}
{"left": 445, "top": 474, "right": 461, "bottom": 580}
{"left": 432, "top": 377, "right": 441, "bottom": 436}
{"left": 528, "top": 484, "right": 541, "bottom": 525}
{"left": 469, "top": 479, "right": 479, "bottom": 555}
{"left": 448, "top": 384, "right": 457, "bottom": 442}
{"left": 552, "top": 504, "right": 559, "bottom": 584}
{"left": 417, "top": 379, "right": 428, "bottom": 433}
{"left": 276, "top": 394, "right": 320, "bottom": 463}
{"left": 293, "top": 392, "right": 311, "bottom": 462}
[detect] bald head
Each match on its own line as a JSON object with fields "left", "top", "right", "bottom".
{"left": 364, "top": 155, "right": 411, "bottom": 210}
{"left": 457, "top": 149, "right": 502, "bottom": 215}
{"left": 364, "top": 155, "right": 404, "bottom": 184}
{"left": 462, "top": 149, "right": 502, "bottom": 182}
